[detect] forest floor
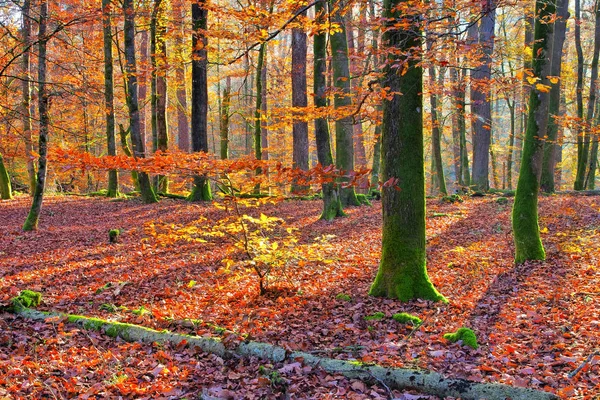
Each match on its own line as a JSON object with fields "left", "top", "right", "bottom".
{"left": 0, "top": 193, "right": 599, "bottom": 399}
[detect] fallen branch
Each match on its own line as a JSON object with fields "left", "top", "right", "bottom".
{"left": 12, "top": 306, "right": 559, "bottom": 400}
{"left": 568, "top": 351, "right": 599, "bottom": 378}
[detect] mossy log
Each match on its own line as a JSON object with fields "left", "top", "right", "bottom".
{"left": 12, "top": 307, "right": 558, "bottom": 400}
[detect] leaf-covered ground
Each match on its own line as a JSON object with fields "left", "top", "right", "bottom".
{"left": 1, "top": 194, "right": 599, "bottom": 399}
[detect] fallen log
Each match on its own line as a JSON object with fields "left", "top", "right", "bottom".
{"left": 12, "top": 306, "right": 559, "bottom": 400}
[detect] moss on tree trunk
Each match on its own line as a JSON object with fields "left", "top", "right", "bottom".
{"left": 0, "top": 154, "right": 12, "bottom": 200}
{"left": 368, "top": 0, "right": 445, "bottom": 302}
{"left": 512, "top": 0, "right": 553, "bottom": 264}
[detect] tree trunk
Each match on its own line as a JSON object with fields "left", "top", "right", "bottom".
{"left": 540, "top": 0, "right": 568, "bottom": 193}
{"left": 102, "top": 0, "right": 119, "bottom": 197}
{"left": 253, "top": 42, "right": 267, "bottom": 194}
{"left": 369, "top": 0, "right": 445, "bottom": 302}
{"left": 23, "top": 0, "right": 50, "bottom": 231}
{"left": 512, "top": 0, "right": 553, "bottom": 264}
{"left": 585, "top": 100, "right": 600, "bottom": 189}
{"left": 174, "top": 5, "right": 190, "bottom": 152}
{"left": 291, "top": 14, "right": 309, "bottom": 193}
{"left": 470, "top": 1, "right": 495, "bottom": 192}
{"left": 330, "top": 0, "right": 360, "bottom": 206}
{"left": 314, "top": 0, "right": 344, "bottom": 220}
{"left": 21, "top": 0, "right": 36, "bottom": 195}
{"left": 138, "top": 30, "right": 149, "bottom": 150}
{"left": 220, "top": 77, "right": 231, "bottom": 160}
{"left": 122, "top": 0, "right": 157, "bottom": 204}
{"left": 189, "top": 1, "right": 212, "bottom": 201}
{"left": 506, "top": 99, "right": 516, "bottom": 190}
{"left": 427, "top": 38, "right": 447, "bottom": 195}
{"left": 0, "top": 154, "right": 12, "bottom": 199}
{"left": 573, "top": 0, "right": 586, "bottom": 190}
{"left": 150, "top": 0, "right": 169, "bottom": 193}
{"left": 260, "top": 59, "right": 268, "bottom": 162}
{"left": 583, "top": 6, "right": 600, "bottom": 189}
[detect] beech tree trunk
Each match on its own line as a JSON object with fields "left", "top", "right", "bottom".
{"left": 329, "top": 0, "right": 360, "bottom": 206}
{"left": 23, "top": 0, "right": 49, "bottom": 231}
{"left": 427, "top": 38, "right": 447, "bottom": 195}
{"left": 220, "top": 77, "right": 231, "bottom": 160}
{"left": 512, "top": 0, "right": 553, "bottom": 264}
{"left": 369, "top": 0, "right": 445, "bottom": 302}
{"left": 122, "top": 0, "right": 157, "bottom": 204}
{"left": 314, "top": 1, "right": 344, "bottom": 220}
{"left": 253, "top": 42, "right": 267, "bottom": 194}
{"left": 0, "top": 154, "right": 11, "bottom": 199}
{"left": 291, "top": 14, "right": 309, "bottom": 193}
{"left": 174, "top": 5, "right": 189, "bottom": 152}
{"left": 540, "top": 0, "right": 568, "bottom": 193}
{"left": 189, "top": 1, "right": 212, "bottom": 201}
{"left": 102, "top": 0, "right": 118, "bottom": 197}
{"left": 150, "top": 0, "right": 169, "bottom": 193}
{"left": 573, "top": 0, "right": 586, "bottom": 190}
{"left": 20, "top": 0, "right": 36, "bottom": 195}
{"left": 470, "top": 1, "right": 495, "bottom": 192}
{"left": 583, "top": 6, "right": 600, "bottom": 189}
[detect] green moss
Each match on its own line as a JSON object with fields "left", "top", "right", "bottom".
{"left": 443, "top": 327, "right": 479, "bottom": 349}
{"left": 356, "top": 194, "right": 372, "bottom": 206}
{"left": 392, "top": 312, "right": 422, "bottom": 325}
{"left": 441, "top": 194, "right": 463, "bottom": 203}
{"left": 131, "top": 306, "right": 150, "bottom": 316}
{"left": 335, "top": 293, "right": 352, "bottom": 302}
{"left": 495, "top": 197, "right": 509, "bottom": 205}
{"left": 109, "top": 229, "right": 120, "bottom": 243}
{"left": 11, "top": 290, "right": 42, "bottom": 309}
{"left": 95, "top": 282, "right": 113, "bottom": 294}
{"left": 364, "top": 311, "right": 385, "bottom": 321}
{"left": 99, "top": 303, "right": 118, "bottom": 313}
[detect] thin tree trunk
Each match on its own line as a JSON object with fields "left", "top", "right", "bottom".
{"left": 291, "top": 13, "right": 309, "bottom": 193}
{"left": 583, "top": 5, "right": 600, "bottom": 189}
{"left": 150, "top": 0, "right": 169, "bottom": 193}
{"left": 23, "top": 0, "right": 49, "bottom": 231}
{"left": 573, "top": 0, "right": 586, "bottom": 189}
{"left": 21, "top": 0, "right": 35, "bottom": 195}
{"left": 555, "top": 93, "right": 566, "bottom": 189}
{"left": 585, "top": 100, "right": 600, "bottom": 189}
{"left": 330, "top": 0, "right": 360, "bottom": 206}
{"left": 174, "top": 5, "right": 189, "bottom": 152}
{"left": 0, "top": 154, "right": 12, "bottom": 199}
{"left": 506, "top": 100, "right": 516, "bottom": 190}
{"left": 512, "top": 0, "right": 554, "bottom": 264}
{"left": 540, "top": 0, "right": 568, "bottom": 193}
{"left": 427, "top": 38, "right": 447, "bottom": 195}
{"left": 450, "top": 66, "right": 461, "bottom": 187}
{"left": 314, "top": 0, "right": 344, "bottom": 220}
{"left": 260, "top": 58, "right": 268, "bottom": 161}
{"left": 102, "top": 0, "right": 119, "bottom": 197}
{"left": 220, "top": 77, "right": 231, "bottom": 160}
{"left": 369, "top": 0, "right": 445, "bottom": 302}
{"left": 139, "top": 30, "right": 149, "bottom": 150}
{"left": 122, "top": 0, "right": 157, "bottom": 204}
{"left": 470, "top": 1, "right": 495, "bottom": 192}
{"left": 253, "top": 42, "right": 266, "bottom": 194}
{"left": 189, "top": 1, "right": 212, "bottom": 201}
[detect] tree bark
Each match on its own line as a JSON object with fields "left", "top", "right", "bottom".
{"left": 220, "top": 77, "right": 231, "bottom": 160}
{"left": 583, "top": 6, "right": 600, "bottom": 189}
{"left": 369, "top": 0, "right": 445, "bottom": 302}
{"left": 291, "top": 13, "right": 309, "bottom": 193}
{"left": 150, "top": 0, "right": 169, "bottom": 193}
{"left": 174, "top": 5, "right": 190, "bottom": 152}
{"left": 512, "top": 0, "right": 553, "bottom": 264}
{"left": 573, "top": 0, "right": 586, "bottom": 190}
{"left": 23, "top": 0, "right": 50, "bottom": 231}
{"left": 330, "top": 0, "right": 360, "bottom": 206}
{"left": 102, "top": 0, "right": 119, "bottom": 197}
{"left": 470, "top": 1, "right": 495, "bottom": 192}
{"left": 122, "top": 0, "right": 158, "bottom": 204}
{"left": 540, "top": 0, "right": 568, "bottom": 193}
{"left": 427, "top": 38, "right": 447, "bottom": 195}
{"left": 0, "top": 154, "right": 12, "bottom": 199}
{"left": 21, "top": 0, "right": 36, "bottom": 195}
{"left": 253, "top": 42, "right": 267, "bottom": 194}
{"left": 189, "top": 1, "right": 212, "bottom": 201}
{"left": 314, "top": 0, "right": 344, "bottom": 220}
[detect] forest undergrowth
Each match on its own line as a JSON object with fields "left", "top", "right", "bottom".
{"left": 0, "top": 194, "right": 598, "bottom": 399}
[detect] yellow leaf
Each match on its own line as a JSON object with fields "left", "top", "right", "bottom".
{"left": 535, "top": 83, "right": 551, "bottom": 93}
{"left": 526, "top": 76, "right": 539, "bottom": 84}
{"left": 548, "top": 76, "right": 560, "bottom": 84}
{"left": 540, "top": 227, "right": 549, "bottom": 234}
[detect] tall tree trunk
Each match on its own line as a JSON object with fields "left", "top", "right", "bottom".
{"left": 23, "top": 0, "right": 50, "bottom": 231}
{"left": 470, "top": 0, "right": 495, "bottom": 192}
{"left": 583, "top": 5, "right": 600, "bottom": 189}
{"left": 517, "top": 13, "right": 535, "bottom": 175}
{"left": 555, "top": 93, "right": 566, "bottom": 189}
{"left": 174, "top": 5, "right": 190, "bottom": 152}
{"left": 330, "top": 0, "right": 360, "bottom": 206}
{"left": 540, "top": 0, "right": 568, "bottom": 193}
{"left": 0, "top": 154, "right": 12, "bottom": 199}
{"left": 450, "top": 66, "right": 461, "bottom": 186}
{"left": 139, "top": 30, "right": 149, "bottom": 150}
{"left": 150, "top": 0, "right": 169, "bottom": 193}
{"left": 369, "top": 0, "right": 381, "bottom": 188}
{"left": 220, "top": 77, "right": 231, "bottom": 160}
{"left": 253, "top": 42, "right": 266, "bottom": 193}
{"left": 102, "top": 0, "right": 119, "bottom": 197}
{"left": 369, "top": 0, "right": 445, "bottom": 302}
{"left": 291, "top": 13, "right": 309, "bottom": 193}
{"left": 260, "top": 58, "right": 268, "bottom": 161}
{"left": 427, "top": 38, "right": 447, "bottom": 195}
{"left": 512, "top": 0, "right": 554, "bottom": 264}
{"left": 314, "top": 1, "right": 344, "bottom": 220}
{"left": 189, "top": 1, "right": 212, "bottom": 201}
{"left": 586, "top": 100, "right": 600, "bottom": 189}
{"left": 122, "top": 0, "right": 157, "bottom": 204}
{"left": 573, "top": 0, "right": 586, "bottom": 189}
{"left": 506, "top": 99, "right": 516, "bottom": 190}
{"left": 21, "top": 0, "right": 36, "bottom": 195}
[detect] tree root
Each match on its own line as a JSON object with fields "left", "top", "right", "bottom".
{"left": 13, "top": 307, "right": 559, "bottom": 400}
